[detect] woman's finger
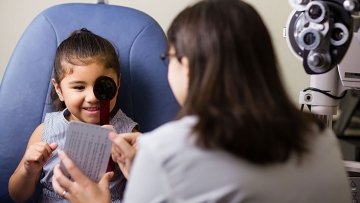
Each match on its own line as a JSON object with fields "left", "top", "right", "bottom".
{"left": 53, "top": 164, "right": 74, "bottom": 188}
{"left": 98, "top": 172, "right": 114, "bottom": 190}
{"left": 111, "top": 143, "right": 122, "bottom": 157}
{"left": 52, "top": 165, "right": 71, "bottom": 196}
{"left": 58, "top": 150, "right": 87, "bottom": 184}
{"left": 109, "top": 132, "right": 135, "bottom": 158}
{"left": 122, "top": 132, "right": 140, "bottom": 145}
{"left": 102, "top": 125, "right": 116, "bottom": 132}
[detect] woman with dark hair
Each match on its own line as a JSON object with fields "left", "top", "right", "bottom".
{"left": 51, "top": 0, "right": 351, "bottom": 202}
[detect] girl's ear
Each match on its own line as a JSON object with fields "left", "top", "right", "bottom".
{"left": 52, "top": 79, "right": 64, "bottom": 101}
{"left": 117, "top": 76, "right": 121, "bottom": 91}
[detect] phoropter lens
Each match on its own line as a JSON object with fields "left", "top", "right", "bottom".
{"left": 332, "top": 27, "right": 344, "bottom": 41}
{"left": 308, "top": 5, "right": 323, "bottom": 20}
{"left": 304, "top": 32, "right": 316, "bottom": 45}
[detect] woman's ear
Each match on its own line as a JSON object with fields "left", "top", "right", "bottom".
{"left": 180, "top": 56, "right": 190, "bottom": 78}
{"left": 52, "top": 79, "right": 64, "bottom": 101}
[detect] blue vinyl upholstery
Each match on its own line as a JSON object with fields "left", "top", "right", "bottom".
{"left": 0, "top": 3, "right": 179, "bottom": 202}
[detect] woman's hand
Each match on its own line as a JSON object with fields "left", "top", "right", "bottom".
{"left": 109, "top": 132, "right": 140, "bottom": 179}
{"left": 52, "top": 150, "right": 113, "bottom": 203}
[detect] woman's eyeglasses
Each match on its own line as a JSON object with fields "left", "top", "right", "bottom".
{"left": 160, "top": 52, "right": 180, "bottom": 61}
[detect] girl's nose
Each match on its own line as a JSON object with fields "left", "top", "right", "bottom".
{"left": 85, "top": 88, "right": 98, "bottom": 103}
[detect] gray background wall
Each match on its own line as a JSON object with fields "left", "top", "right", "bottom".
{"left": 0, "top": 0, "right": 308, "bottom": 105}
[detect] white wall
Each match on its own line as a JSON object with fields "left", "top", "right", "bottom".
{"left": 245, "top": 1, "right": 309, "bottom": 105}
{"left": 0, "top": 0, "right": 308, "bottom": 105}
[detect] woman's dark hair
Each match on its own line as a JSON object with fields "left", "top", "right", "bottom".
{"left": 51, "top": 28, "right": 120, "bottom": 110}
{"left": 167, "top": 0, "right": 324, "bottom": 165}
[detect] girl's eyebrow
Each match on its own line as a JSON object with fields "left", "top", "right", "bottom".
{"left": 68, "top": 81, "right": 86, "bottom": 85}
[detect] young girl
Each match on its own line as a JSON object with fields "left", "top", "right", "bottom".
{"left": 8, "top": 28, "right": 137, "bottom": 203}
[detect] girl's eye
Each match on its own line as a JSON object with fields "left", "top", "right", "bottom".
{"left": 73, "top": 86, "right": 85, "bottom": 90}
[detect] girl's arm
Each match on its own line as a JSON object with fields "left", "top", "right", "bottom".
{"left": 8, "top": 124, "right": 58, "bottom": 203}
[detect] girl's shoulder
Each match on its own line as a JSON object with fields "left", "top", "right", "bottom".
{"left": 42, "top": 110, "right": 68, "bottom": 143}
{"left": 44, "top": 110, "right": 67, "bottom": 123}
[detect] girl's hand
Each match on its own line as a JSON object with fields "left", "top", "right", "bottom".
{"left": 23, "top": 142, "right": 57, "bottom": 175}
{"left": 109, "top": 132, "right": 140, "bottom": 179}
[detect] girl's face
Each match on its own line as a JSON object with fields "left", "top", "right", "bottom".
{"left": 52, "top": 62, "right": 119, "bottom": 124}
{"left": 167, "top": 46, "right": 189, "bottom": 106}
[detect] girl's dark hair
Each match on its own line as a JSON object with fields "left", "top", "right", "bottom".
{"left": 51, "top": 28, "right": 120, "bottom": 110}
{"left": 167, "top": 0, "right": 324, "bottom": 165}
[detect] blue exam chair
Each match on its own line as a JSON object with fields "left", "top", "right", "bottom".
{"left": 0, "top": 3, "right": 179, "bottom": 202}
